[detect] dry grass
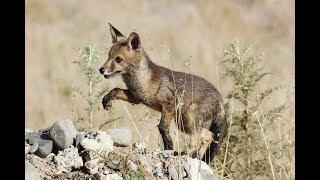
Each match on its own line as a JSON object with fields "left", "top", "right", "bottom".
{"left": 26, "top": 0, "right": 294, "bottom": 178}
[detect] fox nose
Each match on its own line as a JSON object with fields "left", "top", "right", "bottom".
{"left": 99, "top": 67, "right": 105, "bottom": 74}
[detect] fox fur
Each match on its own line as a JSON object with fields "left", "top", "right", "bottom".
{"left": 99, "top": 23, "right": 229, "bottom": 163}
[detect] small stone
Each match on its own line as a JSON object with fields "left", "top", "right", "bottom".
{"left": 26, "top": 132, "right": 42, "bottom": 145}
{"left": 84, "top": 158, "right": 104, "bottom": 175}
{"left": 159, "top": 150, "right": 171, "bottom": 158}
{"left": 26, "top": 130, "right": 50, "bottom": 143}
{"left": 49, "top": 119, "right": 77, "bottom": 150}
{"left": 66, "top": 172, "right": 75, "bottom": 179}
{"left": 82, "top": 150, "right": 100, "bottom": 162}
{"left": 133, "top": 141, "right": 147, "bottom": 154}
{"left": 75, "top": 132, "right": 85, "bottom": 150}
{"left": 128, "top": 160, "right": 138, "bottom": 171}
{"left": 95, "top": 131, "right": 114, "bottom": 152}
{"left": 54, "top": 147, "right": 83, "bottom": 173}
{"left": 25, "top": 143, "right": 31, "bottom": 155}
{"left": 35, "top": 139, "right": 53, "bottom": 158}
{"left": 29, "top": 143, "right": 39, "bottom": 154}
{"left": 80, "top": 138, "right": 100, "bottom": 151}
{"left": 168, "top": 165, "right": 179, "bottom": 180}
{"left": 25, "top": 161, "right": 41, "bottom": 180}
{"left": 183, "top": 156, "right": 219, "bottom": 180}
{"left": 153, "top": 162, "right": 164, "bottom": 177}
{"left": 139, "top": 155, "right": 149, "bottom": 166}
{"left": 80, "top": 131, "right": 114, "bottom": 161}
{"left": 105, "top": 173, "right": 123, "bottom": 180}
{"left": 105, "top": 128, "right": 132, "bottom": 147}
{"left": 25, "top": 128, "right": 33, "bottom": 136}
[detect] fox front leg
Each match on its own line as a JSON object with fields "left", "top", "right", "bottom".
{"left": 102, "top": 88, "right": 140, "bottom": 110}
{"left": 158, "top": 109, "right": 175, "bottom": 150}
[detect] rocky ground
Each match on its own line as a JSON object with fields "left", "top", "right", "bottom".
{"left": 25, "top": 119, "right": 219, "bottom": 180}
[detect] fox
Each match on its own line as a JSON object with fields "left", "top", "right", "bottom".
{"left": 99, "top": 23, "right": 229, "bottom": 163}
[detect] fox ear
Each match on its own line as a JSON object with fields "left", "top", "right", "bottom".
{"left": 109, "top": 23, "right": 125, "bottom": 43}
{"left": 126, "top": 32, "right": 141, "bottom": 51}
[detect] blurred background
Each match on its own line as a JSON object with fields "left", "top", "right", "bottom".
{"left": 26, "top": 0, "right": 293, "bottom": 151}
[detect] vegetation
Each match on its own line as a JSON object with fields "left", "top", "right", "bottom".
{"left": 72, "top": 43, "right": 117, "bottom": 130}
{"left": 212, "top": 41, "right": 293, "bottom": 179}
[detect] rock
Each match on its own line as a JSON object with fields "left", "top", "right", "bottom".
{"left": 49, "top": 119, "right": 77, "bottom": 150}
{"left": 137, "top": 154, "right": 153, "bottom": 174}
{"left": 183, "top": 156, "right": 219, "bottom": 180}
{"left": 106, "top": 128, "right": 132, "bottom": 147}
{"left": 153, "top": 162, "right": 164, "bottom": 177}
{"left": 35, "top": 139, "right": 53, "bottom": 158}
{"left": 25, "top": 128, "right": 33, "bottom": 136}
{"left": 54, "top": 147, "right": 83, "bottom": 173}
{"left": 26, "top": 153, "right": 59, "bottom": 178}
{"left": 168, "top": 164, "right": 179, "bottom": 180}
{"left": 133, "top": 140, "right": 147, "bottom": 154}
{"left": 25, "top": 142, "right": 31, "bottom": 155}
{"left": 80, "top": 138, "right": 100, "bottom": 151}
{"left": 105, "top": 173, "right": 123, "bottom": 180}
{"left": 26, "top": 130, "right": 51, "bottom": 142}
{"left": 80, "top": 131, "right": 114, "bottom": 161}
{"left": 84, "top": 158, "right": 104, "bottom": 175}
{"left": 128, "top": 160, "right": 138, "bottom": 171}
{"left": 25, "top": 161, "right": 41, "bottom": 180}
{"left": 158, "top": 150, "right": 171, "bottom": 159}
{"left": 66, "top": 171, "right": 92, "bottom": 180}
{"left": 75, "top": 132, "right": 86, "bottom": 150}
{"left": 138, "top": 155, "right": 149, "bottom": 167}
{"left": 93, "top": 167, "right": 112, "bottom": 180}
{"left": 82, "top": 149, "right": 101, "bottom": 162}
{"left": 95, "top": 131, "right": 114, "bottom": 152}
{"left": 26, "top": 132, "right": 42, "bottom": 145}
{"left": 29, "top": 143, "right": 39, "bottom": 154}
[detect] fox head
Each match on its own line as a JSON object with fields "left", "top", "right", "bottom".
{"left": 99, "top": 23, "right": 143, "bottom": 79}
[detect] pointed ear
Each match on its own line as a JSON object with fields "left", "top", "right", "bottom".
{"left": 126, "top": 32, "right": 141, "bottom": 51}
{"left": 109, "top": 23, "right": 125, "bottom": 43}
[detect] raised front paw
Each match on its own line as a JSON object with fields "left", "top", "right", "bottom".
{"left": 102, "top": 96, "right": 112, "bottom": 110}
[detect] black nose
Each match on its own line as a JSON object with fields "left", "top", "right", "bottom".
{"left": 99, "top": 67, "right": 105, "bottom": 74}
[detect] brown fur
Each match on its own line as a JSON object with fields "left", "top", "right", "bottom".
{"left": 99, "top": 23, "right": 229, "bottom": 163}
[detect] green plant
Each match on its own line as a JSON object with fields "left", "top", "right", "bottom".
{"left": 72, "top": 42, "right": 109, "bottom": 130}
{"left": 213, "top": 41, "right": 293, "bottom": 179}
{"left": 124, "top": 170, "right": 146, "bottom": 180}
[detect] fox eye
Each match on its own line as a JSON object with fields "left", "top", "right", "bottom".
{"left": 114, "top": 56, "right": 122, "bottom": 63}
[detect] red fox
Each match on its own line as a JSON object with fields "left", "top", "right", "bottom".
{"left": 99, "top": 23, "right": 228, "bottom": 163}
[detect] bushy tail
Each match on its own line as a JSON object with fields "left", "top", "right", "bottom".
{"left": 202, "top": 110, "right": 229, "bottom": 163}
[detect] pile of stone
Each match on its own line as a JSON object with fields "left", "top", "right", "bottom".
{"left": 25, "top": 119, "right": 219, "bottom": 180}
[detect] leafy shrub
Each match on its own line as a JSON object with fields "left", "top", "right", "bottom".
{"left": 72, "top": 42, "right": 115, "bottom": 130}
{"left": 213, "top": 41, "right": 293, "bottom": 179}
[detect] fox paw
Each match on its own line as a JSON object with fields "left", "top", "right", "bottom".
{"left": 102, "top": 97, "right": 112, "bottom": 110}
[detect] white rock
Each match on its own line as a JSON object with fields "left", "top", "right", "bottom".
{"left": 54, "top": 147, "right": 83, "bottom": 173}
{"left": 183, "top": 156, "right": 219, "bottom": 180}
{"left": 95, "top": 131, "right": 114, "bottom": 152}
{"left": 25, "top": 143, "right": 31, "bottom": 155}
{"left": 105, "top": 173, "right": 123, "bottom": 180}
{"left": 81, "top": 138, "right": 101, "bottom": 151}
{"left": 25, "top": 128, "right": 33, "bottom": 136}
{"left": 81, "top": 131, "right": 114, "bottom": 154}
{"left": 128, "top": 160, "right": 137, "bottom": 171}
{"left": 25, "top": 161, "right": 41, "bottom": 180}
{"left": 153, "top": 162, "right": 164, "bottom": 177}
{"left": 84, "top": 158, "right": 104, "bottom": 175}
{"left": 105, "top": 128, "right": 132, "bottom": 147}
